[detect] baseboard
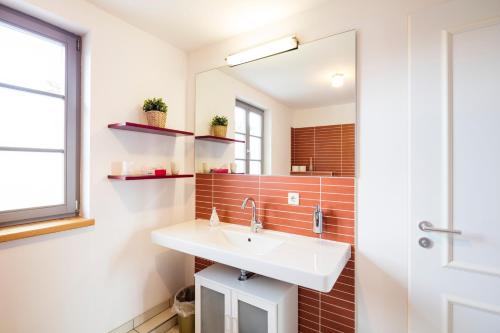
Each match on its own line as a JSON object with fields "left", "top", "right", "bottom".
{"left": 109, "top": 298, "right": 176, "bottom": 333}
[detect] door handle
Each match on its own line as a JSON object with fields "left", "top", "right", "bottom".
{"left": 419, "top": 221, "right": 462, "bottom": 235}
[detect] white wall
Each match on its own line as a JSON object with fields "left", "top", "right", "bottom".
{"left": 187, "top": 0, "right": 445, "bottom": 332}
{"left": 0, "top": 1, "right": 192, "bottom": 332}
{"left": 195, "top": 69, "right": 291, "bottom": 175}
{"left": 291, "top": 102, "right": 356, "bottom": 128}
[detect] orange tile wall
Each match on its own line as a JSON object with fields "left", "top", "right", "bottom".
{"left": 291, "top": 124, "right": 355, "bottom": 177}
{"left": 195, "top": 173, "right": 355, "bottom": 333}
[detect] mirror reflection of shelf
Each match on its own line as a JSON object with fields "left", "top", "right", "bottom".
{"left": 290, "top": 171, "right": 335, "bottom": 176}
{"left": 195, "top": 172, "right": 245, "bottom": 175}
{"left": 108, "top": 122, "right": 194, "bottom": 137}
{"left": 195, "top": 135, "right": 245, "bottom": 143}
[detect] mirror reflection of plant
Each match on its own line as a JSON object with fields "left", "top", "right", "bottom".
{"left": 143, "top": 98, "right": 168, "bottom": 112}
{"left": 211, "top": 115, "right": 228, "bottom": 126}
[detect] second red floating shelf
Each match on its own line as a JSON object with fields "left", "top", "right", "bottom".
{"left": 108, "top": 122, "right": 193, "bottom": 137}
{"left": 195, "top": 135, "right": 244, "bottom": 143}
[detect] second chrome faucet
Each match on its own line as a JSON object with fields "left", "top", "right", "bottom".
{"left": 241, "top": 197, "right": 263, "bottom": 233}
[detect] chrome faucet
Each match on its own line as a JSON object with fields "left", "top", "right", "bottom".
{"left": 241, "top": 197, "right": 263, "bottom": 233}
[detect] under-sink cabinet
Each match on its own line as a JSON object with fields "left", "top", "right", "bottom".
{"left": 195, "top": 263, "right": 298, "bottom": 333}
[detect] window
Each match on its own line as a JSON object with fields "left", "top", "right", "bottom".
{"left": 234, "top": 100, "right": 264, "bottom": 175}
{"left": 0, "top": 5, "right": 81, "bottom": 225}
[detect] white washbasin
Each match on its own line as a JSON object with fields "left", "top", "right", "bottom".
{"left": 221, "top": 228, "right": 285, "bottom": 255}
{"left": 151, "top": 220, "right": 351, "bottom": 292}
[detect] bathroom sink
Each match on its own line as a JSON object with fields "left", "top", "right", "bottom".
{"left": 151, "top": 220, "right": 351, "bottom": 292}
{"left": 221, "top": 228, "right": 285, "bottom": 255}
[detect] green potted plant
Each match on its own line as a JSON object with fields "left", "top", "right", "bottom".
{"left": 210, "top": 115, "right": 228, "bottom": 138}
{"left": 143, "top": 97, "right": 168, "bottom": 128}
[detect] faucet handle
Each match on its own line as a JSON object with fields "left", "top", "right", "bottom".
{"left": 251, "top": 220, "right": 263, "bottom": 233}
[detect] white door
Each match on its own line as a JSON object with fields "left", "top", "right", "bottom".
{"left": 410, "top": 0, "right": 500, "bottom": 332}
{"left": 231, "top": 291, "right": 277, "bottom": 333}
{"left": 195, "top": 277, "right": 232, "bottom": 333}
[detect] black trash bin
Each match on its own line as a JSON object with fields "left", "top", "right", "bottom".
{"left": 173, "top": 285, "right": 195, "bottom": 333}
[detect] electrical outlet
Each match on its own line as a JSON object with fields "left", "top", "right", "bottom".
{"left": 288, "top": 192, "right": 300, "bottom": 205}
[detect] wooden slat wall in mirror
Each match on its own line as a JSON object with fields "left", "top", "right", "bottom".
{"left": 291, "top": 124, "right": 355, "bottom": 177}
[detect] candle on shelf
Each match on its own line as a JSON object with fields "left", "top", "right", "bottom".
{"left": 202, "top": 162, "right": 209, "bottom": 174}
{"left": 171, "top": 161, "right": 180, "bottom": 175}
{"left": 230, "top": 162, "right": 237, "bottom": 174}
{"left": 111, "top": 161, "right": 137, "bottom": 176}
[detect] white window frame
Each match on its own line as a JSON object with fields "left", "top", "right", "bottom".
{"left": 235, "top": 100, "right": 264, "bottom": 175}
{"left": 0, "top": 5, "right": 81, "bottom": 226}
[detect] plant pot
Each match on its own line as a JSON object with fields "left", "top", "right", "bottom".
{"left": 145, "top": 110, "right": 167, "bottom": 128}
{"left": 212, "top": 125, "right": 227, "bottom": 138}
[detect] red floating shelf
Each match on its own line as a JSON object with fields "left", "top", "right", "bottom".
{"left": 195, "top": 135, "right": 244, "bottom": 143}
{"left": 108, "top": 174, "right": 194, "bottom": 180}
{"left": 108, "top": 122, "right": 193, "bottom": 137}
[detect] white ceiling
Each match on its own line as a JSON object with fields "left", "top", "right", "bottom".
{"left": 219, "top": 30, "right": 356, "bottom": 109}
{"left": 86, "top": 0, "right": 328, "bottom": 51}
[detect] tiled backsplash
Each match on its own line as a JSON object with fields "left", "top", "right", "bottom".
{"left": 195, "top": 173, "right": 355, "bottom": 333}
{"left": 291, "top": 124, "right": 355, "bottom": 177}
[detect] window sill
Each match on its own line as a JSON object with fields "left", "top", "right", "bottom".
{"left": 0, "top": 217, "right": 94, "bottom": 243}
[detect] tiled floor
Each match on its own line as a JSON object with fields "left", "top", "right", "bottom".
{"left": 134, "top": 308, "right": 177, "bottom": 333}
{"left": 166, "top": 327, "right": 179, "bottom": 333}
{"left": 124, "top": 308, "right": 177, "bottom": 333}
{"left": 110, "top": 300, "right": 178, "bottom": 333}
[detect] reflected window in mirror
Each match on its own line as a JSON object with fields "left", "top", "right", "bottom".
{"left": 234, "top": 100, "right": 264, "bottom": 175}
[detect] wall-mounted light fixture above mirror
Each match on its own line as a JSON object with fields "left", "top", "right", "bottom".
{"left": 195, "top": 30, "right": 356, "bottom": 177}
{"left": 225, "top": 36, "right": 299, "bottom": 67}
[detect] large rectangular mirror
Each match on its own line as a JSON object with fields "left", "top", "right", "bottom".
{"left": 195, "top": 30, "right": 356, "bottom": 176}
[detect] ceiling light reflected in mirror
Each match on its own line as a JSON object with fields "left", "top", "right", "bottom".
{"left": 331, "top": 73, "right": 345, "bottom": 87}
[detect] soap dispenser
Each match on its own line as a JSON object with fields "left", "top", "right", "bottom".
{"left": 312, "top": 204, "right": 323, "bottom": 234}
{"left": 209, "top": 207, "right": 220, "bottom": 226}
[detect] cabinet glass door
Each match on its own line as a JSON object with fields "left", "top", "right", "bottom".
{"left": 195, "top": 279, "right": 231, "bottom": 333}
{"left": 232, "top": 292, "right": 277, "bottom": 333}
